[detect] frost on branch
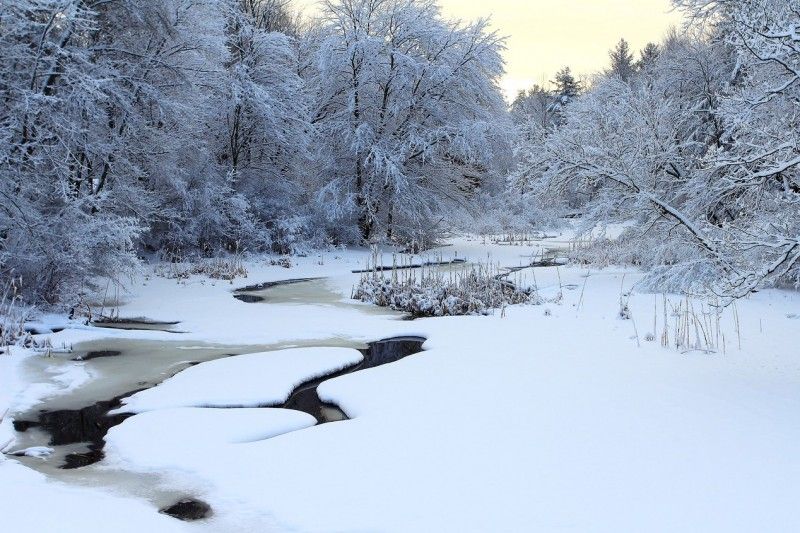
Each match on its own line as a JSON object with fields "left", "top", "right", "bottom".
{"left": 513, "top": 0, "right": 800, "bottom": 297}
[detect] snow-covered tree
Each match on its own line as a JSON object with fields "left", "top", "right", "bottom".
{"left": 0, "top": 1, "right": 150, "bottom": 303}
{"left": 97, "top": 0, "right": 247, "bottom": 254}
{"left": 0, "top": 0, "right": 312, "bottom": 304}
{"left": 553, "top": 66, "right": 581, "bottom": 100}
{"left": 220, "top": 0, "right": 313, "bottom": 252}
{"left": 636, "top": 42, "right": 661, "bottom": 72}
{"left": 305, "top": 0, "right": 510, "bottom": 244}
{"left": 673, "top": 0, "right": 800, "bottom": 293}
{"left": 533, "top": 73, "right": 723, "bottom": 288}
{"left": 510, "top": 85, "right": 557, "bottom": 130}
{"left": 236, "top": 0, "right": 302, "bottom": 35}
{"left": 519, "top": 0, "right": 800, "bottom": 297}
{"left": 508, "top": 66, "right": 583, "bottom": 200}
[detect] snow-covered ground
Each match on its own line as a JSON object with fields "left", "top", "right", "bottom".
{"left": 2, "top": 234, "right": 799, "bottom": 532}
{"left": 114, "top": 347, "right": 364, "bottom": 413}
{"left": 105, "top": 408, "right": 317, "bottom": 472}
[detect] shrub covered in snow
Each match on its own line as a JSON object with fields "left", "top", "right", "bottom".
{"left": 154, "top": 255, "right": 248, "bottom": 282}
{"left": 354, "top": 266, "right": 538, "bottom": 317}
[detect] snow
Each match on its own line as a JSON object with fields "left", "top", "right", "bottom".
{"left": 103, "top": 260, "right": 414, "bottom": 347}
{"left": 101, "top": 268, "right": 800, "bottom": 532}
{"left": 7, "top": 446, "right": 54, "bottom": 458}
{"left": 3, "top": 1, "right": 796, "bottom": 530}
{"left": 0, "top": 461, "right": 188, "bottom": 533}
{"left": 3, "top": 236, "right": 800, "bottom": 532}
{"left": 113, "top": 347, "right": 364, "bottom": 414}
{"left": 104, "top": 408, "right": 316, "bottom": 473}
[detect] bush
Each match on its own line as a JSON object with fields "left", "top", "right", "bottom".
{"left": 154, "top": 255, "right": 248, "bottom": 281}
{"left": 354, "top": 264, "right": 539, "bottom": 317}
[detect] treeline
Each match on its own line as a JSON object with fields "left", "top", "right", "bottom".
{"left": 512, "top": 0, "right": 800, "bottom": 298}
{"left": 3, "top": 0, "right": 798, "bottom": 308}
{"left": 1, "top": 0, "right": 510, "bottom": 305}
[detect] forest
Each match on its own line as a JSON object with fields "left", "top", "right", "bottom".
{"left": 2, "top": 0, "right": 798, "bottom": 310}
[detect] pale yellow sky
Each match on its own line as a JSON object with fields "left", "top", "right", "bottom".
{"left": 296, "top": 0, "right": 683, "bottom": 100}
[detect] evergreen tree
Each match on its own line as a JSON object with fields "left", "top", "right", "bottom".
{"left": 553, "top": 67, "right": 581, "bottom": 100}
{"left": 609, "top": 38, "right": 636, "bottom": 81}
{"left": 637, "top": 42, "right": 661, "bottom": 71}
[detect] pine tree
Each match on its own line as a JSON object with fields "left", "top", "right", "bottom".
{"left": 553, "top": 67, "right": 581, "bottom": 100}
{"left": 609, "top": 38, "right": 635, "bottom": 81}
{"left": 637, "top": 42, "right": 661, "bottom": 71}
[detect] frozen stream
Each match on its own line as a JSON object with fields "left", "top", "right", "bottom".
{"left": 8, "top": 278, "right": 420, "bottom": 521}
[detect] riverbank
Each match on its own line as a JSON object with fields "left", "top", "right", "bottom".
{"left": 2, "top": 236, "right": 799, "bottom": 532}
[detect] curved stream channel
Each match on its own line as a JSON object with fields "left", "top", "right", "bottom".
{"left": 8, "top": 278, "right": 423, "bottom": 520}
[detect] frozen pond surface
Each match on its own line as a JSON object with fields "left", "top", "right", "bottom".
{"left": 18, "top": 339, "right": 278, "bottom": 411}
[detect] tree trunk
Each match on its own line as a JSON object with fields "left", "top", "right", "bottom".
{"left": 386, "top": 204, "right": 394, "bottom": 240}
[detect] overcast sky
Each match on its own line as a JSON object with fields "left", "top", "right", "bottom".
{"left": 296, "top": 0, "right": 684, "bottom": 100}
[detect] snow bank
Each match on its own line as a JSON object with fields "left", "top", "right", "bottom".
{"left": 0, "top": 461, "right": 187, "bottom": 533}
{"left": 211, "top": 301, "right": 800, "bottom": 531}
{"left": 104, "top": 262, "right": 800, "bottom": 532}
{"left": 114, "top": 347, "right": 363, "bottom": 413}
{"left": 4, "top": 237, "right": 800, "bottom": 533}
{"left": 105, "top": 408, "right": 315, "bottom": 473}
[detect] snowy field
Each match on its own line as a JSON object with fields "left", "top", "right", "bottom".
{"left": 2, "top": 234, "right": 799, "bottom": 532}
